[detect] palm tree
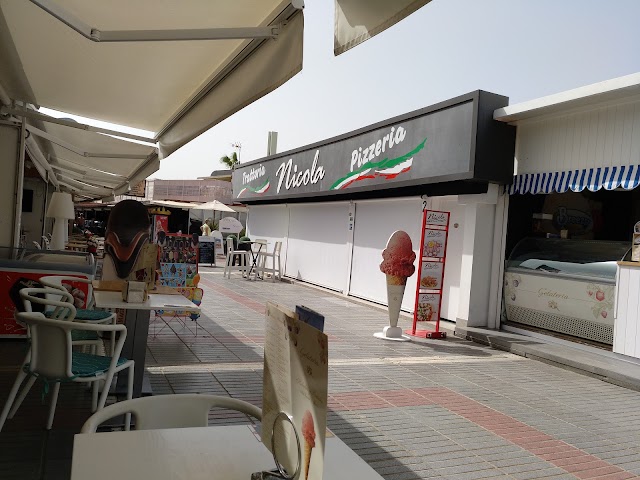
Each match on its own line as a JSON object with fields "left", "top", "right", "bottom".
{"left": 219, "top": 151, "right": 239, "bottom": 170}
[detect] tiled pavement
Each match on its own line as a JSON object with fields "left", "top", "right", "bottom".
{"left": 4, "top": 271, "right": 640, "bottom": 479}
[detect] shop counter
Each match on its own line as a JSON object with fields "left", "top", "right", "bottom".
{"left": 613, "top": 261, "right": 640, "bottom": 358}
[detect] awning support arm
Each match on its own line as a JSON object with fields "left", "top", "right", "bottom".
{"left": 31, "top": 0, "right": 283, "bottom": 42}
{"left": 1, "top": 106, "right": 156, "bottom": 144}
{"left": 26, "top": 125, "right": 149, "bottom": 159}
{"left": 50, "top": 156, "right": 127, "bottom": 179}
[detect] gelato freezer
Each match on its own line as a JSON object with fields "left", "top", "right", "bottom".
{"left": 504, "top": 238, "right": 629, "bottom": 344}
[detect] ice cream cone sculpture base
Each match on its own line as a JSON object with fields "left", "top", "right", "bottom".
{"left": 374, "top": 327, "right": 411, "bottom": 342}
{"left": 383, "top": 326, "right": 403, "bottom": 338}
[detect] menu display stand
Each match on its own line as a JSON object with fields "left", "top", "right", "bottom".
{"left": 406, "top": 209, "right": 449, "bottom": 339}
{"left": 198, "top": 236, "right": 215, "bottom": 267}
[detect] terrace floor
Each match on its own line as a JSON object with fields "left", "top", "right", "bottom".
{"left": 3, "top": 270, "right": 640, "bottom": 479}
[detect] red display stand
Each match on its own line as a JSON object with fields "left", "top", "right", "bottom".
{"left": 406, "top": 208, "right": 449, "bottom": 339}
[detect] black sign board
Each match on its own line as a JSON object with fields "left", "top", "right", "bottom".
{"left": 199, "top": 242, "right": 215, "bottom": 265}
{"left": 233, "top": 91, "right": 515, "bottom": 202}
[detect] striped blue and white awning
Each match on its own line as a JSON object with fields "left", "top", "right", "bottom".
{"left": 508, "top": 165, "right": 640, "bottom": 195}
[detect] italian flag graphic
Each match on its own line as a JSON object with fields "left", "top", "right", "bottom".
{"left": 237, "top": 178, "right": 270, "bottom": 197}
{"left": 330, "top": 138, "right": 427, "bottom": 190}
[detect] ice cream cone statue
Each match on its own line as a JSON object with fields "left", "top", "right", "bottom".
{"left": 376, "top": 231, "right": 416, "bottom": 341}
{"left": 302, "top": 410, "right": 316, "bottom": 480}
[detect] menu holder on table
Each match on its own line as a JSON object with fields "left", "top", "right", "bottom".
{"left": 260, "top": 303, "right": 328, "bottom": 480}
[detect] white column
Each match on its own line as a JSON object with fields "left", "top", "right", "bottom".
{"left": 456, "top": 185, "right": 499, "bottom": 328}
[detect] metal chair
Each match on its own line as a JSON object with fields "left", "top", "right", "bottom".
{"left": 259, "top": 241, "right": 283, "bottom": 282}
{"left": 0, "top": 311, "right": 134, "bottom": 431}
{"left": 80, "top": 394, "right": 261, "bottom": 432}
{"left": 32, "top": 241, "right": 41, "bottom": 250}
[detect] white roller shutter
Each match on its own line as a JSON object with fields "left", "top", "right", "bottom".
{"left": 286, "top": 203, "right": 349, "bottom": 292}
{"left": 246, "top": 205, "right": 289, "bottom": 249}
{"left": 349, "top": 198, "right": 422, "bottom": 312}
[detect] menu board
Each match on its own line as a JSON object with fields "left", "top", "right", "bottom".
{"left": 410, "top": 209, "right": 449, "bottom": 338}
{"left": 159, "top": 234, "right": 199, "bottom": 288}
{"left": 198, "top": 239, "right": 215, "bottom": 265}
{"left": 423, "top": 229, "right": 447, "bottom": 258}
{"left": 420, "top": 261, "right": 443, "bottom": 289}
{"left": 416, "top": 293, "right": 440, "bottom": 322}
{"left": 262, "top": 303, "right": 328, "bottom": 480}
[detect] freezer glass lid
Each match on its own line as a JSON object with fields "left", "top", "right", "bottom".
{"left": 506, "top": 237, "right": 630, "bottom": 280}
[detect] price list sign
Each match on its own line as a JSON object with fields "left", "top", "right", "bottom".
{"left": 407, "top": 209, "right": 450, "bottom": 339}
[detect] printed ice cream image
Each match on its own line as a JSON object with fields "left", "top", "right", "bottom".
{"left": 302, "top": 410, "right": 316, "bottom": 480}
{"left": 378, "top": 231, "right": 416, "bottom": 339}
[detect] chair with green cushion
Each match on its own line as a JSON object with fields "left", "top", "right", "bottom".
{"left": 20, "top": 287, "right": 103, "bottom": 351}
{"left": 0, "top": 311, "right": 134, "bottom": 431}
{"left": 40, "top": 276, "right": 116, "bottom": 355}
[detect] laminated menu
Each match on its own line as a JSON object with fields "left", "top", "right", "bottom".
{"left": 262, "top": 302, "right": 328, "bottom": 480}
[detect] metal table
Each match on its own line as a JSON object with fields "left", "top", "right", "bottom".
{"left": 93, "top": 290, "right": 200, "bottom": 398}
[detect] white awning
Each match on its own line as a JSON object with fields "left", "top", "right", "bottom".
{"left": 0, "top": 0, "right": 304, "bottom": 158}
{"left": 334, "top": 0, "right": 431, "bottom": 55}
{"left": 20, "top": 109, "right": 158, "bottom": 198}
{"left": 509, "top": 165, "right": 640, "bottom": 195}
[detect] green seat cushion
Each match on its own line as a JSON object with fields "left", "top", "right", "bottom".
{"left": 71, "top": 352, "right": 127, "bottom": 377}
{"left": 71, "top": 329, "right": 100, "bottom": 341}
{"left": 45, "top": 308, "right": 112, "bottom": 321}
{"left": 75, "top": 309, "right": 113, "bottom": 321}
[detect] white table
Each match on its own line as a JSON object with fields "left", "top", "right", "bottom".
{"left": 71, "top": 425, "right": 384, "bottom": 480}
{"left": 94, "top": 290, "right": 200, "bottom": 397}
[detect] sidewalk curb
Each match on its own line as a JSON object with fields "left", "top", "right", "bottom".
{"left": 455, "top": 326, "right": 640, "bottom": 392}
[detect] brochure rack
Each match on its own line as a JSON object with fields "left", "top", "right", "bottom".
{"left": 406, "top": 209, "right": 449, "bottom": 339}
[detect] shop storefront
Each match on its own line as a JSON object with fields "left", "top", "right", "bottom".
{"left": 495, "top": 73, "right": 640, "bottom": 347}
{"left": 233, "top": 91, "right": 516, "bottom": 328}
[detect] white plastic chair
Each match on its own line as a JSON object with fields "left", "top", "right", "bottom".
{"left": 80, "top": 394, "right": 261, "bottom": 432}
{"left": 223, "top": 236, "right": 249, "bottom": 279}
{"left": 0, "top": 311, "right": 134, "bottom": 431}
{"left": 259, "top": 241, "right": 282, "bottom": 282}
{"left": 40, "top": 276, "right": 117, "bottom": 355}
{"left": 20, "top": 287, "right": 103, "bottom": 354}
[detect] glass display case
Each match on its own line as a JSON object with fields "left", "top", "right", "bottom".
{"left": 504, "top": 238, "right": 630, "bottom": 345}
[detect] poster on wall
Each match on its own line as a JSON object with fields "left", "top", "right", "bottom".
{"left": 153, "top": 215, "right": 169, "bottom": 244}
{"left": 0, "top": 272, "right": 90, "bottom": 337}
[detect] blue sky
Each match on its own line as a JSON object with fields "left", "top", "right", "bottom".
{"left": 47, "top": 1, "right": 640, "bottom": 180}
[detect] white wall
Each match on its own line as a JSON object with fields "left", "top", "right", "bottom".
{"left": 246, "top": 193, "right": 498, "bottom": 328}
{"left": 0, "top": 124, "right": 20, "bottom": 250}
{"left": 285, "top": 203, "right": 350, "bottom": 291}
{"left": 429, "top": 196, "right": 465, "bottom": 321}
{"left": 515, "top": 99, "right": 640, "bottom": 174}
{"left": 349, "top": 197, "right": 422, "bottom": 312}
